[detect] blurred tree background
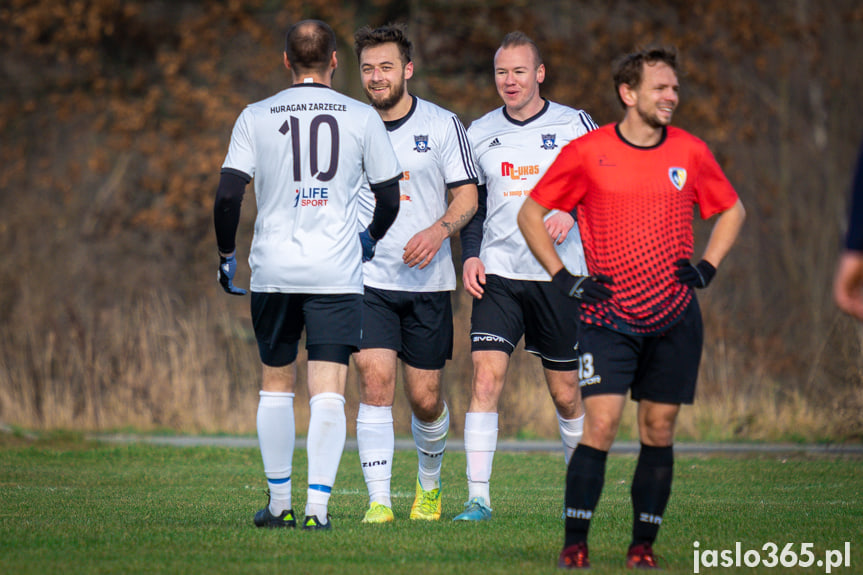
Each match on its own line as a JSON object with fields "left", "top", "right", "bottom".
{"left": 1, "top": 0, "right": 862, "bottom": 440}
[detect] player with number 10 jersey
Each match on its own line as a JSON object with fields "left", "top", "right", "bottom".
{"left": 223, "top": 79, "right": 402, "bottom": 294}
{"left": 214, "top": 20, "right": 403, "bottom": 532}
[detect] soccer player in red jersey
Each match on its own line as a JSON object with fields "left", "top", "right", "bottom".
{"left": 518, "top": 47, "right": 746, "bottom": 569}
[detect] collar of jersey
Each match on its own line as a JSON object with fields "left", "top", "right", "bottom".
{"left": 384, "top": 95, "right": 418, "bottom": 132}
{"left": 289, "top": 82, "right": 331, "bottom": 89}
{"left": 614, "top": 124, "right": 668, "bottom": 150}
{"left": 502, "top": 98, "right": 550, "bottom": 127}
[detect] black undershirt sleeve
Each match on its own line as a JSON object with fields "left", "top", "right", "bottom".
{"left": 367, "top": 176, "right": 401, "bottom": 240}
{"left": 846, "top": 142, "right": 863, "bottom": 251}
{"left": 460, "top": 184, "right": 487, "bottom": 262}
{"left": 213, "top": 170, "right": 250, "bottom": 254}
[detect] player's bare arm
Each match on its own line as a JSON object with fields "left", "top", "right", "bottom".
{"left": 676, "top": 199, "right": 746, "bottom": 289}
{"left": 517, "top": 196, "right": 565, "bottom": 277}
{"left": 543, "top": 210, "right": 575, "bottom": 245}
{"left": 403, "top": 182, "right": 479, "bottom": 269}
{"left": 700, "top": 199, "right": 746, "bottom": 269}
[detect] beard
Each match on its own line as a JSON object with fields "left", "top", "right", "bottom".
{"left": 637, "top": 104, "right": 672, "bottom": 129}
{"left": 364, "top": 79, "right": 406, "bottom": 111}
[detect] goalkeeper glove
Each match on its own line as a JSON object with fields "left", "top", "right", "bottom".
{"left": 359, "top": 228, "right": 377, "bottom": 262}
{"left": 218, "top": 254, "right": 247, "bottom": 296}
{"left": 551, "top": 269, "right": 614, "bottom": 304}
{"left": 674, "top": 259, "right": 716, "bottom": 288}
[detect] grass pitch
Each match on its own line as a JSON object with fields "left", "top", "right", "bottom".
{"left": 0, "top": 433, "right": 859, "bottom": 574}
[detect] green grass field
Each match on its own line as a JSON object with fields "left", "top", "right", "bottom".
{"left": 0, "top": 433, "right": 859, "bottom": 574}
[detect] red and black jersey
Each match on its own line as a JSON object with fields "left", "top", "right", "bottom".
{"left": 530, "top": 124, "right": 739, "bottom": 335}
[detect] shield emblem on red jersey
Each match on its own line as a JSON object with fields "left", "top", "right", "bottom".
{"left": 669, "top": 167, "right": 687, "bottom": 190}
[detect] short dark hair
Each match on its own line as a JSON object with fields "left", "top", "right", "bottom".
{"left": 353, "top": 23, "right": 413, "bottom": 64}
{"left": 498, "top": 31, "right": 543, "bottom": 68}
{"left": 285, "top": 20, "right": 337, "bottom": 74}
{"left": 612, "top": 46, "right": 678, "bottom": 109}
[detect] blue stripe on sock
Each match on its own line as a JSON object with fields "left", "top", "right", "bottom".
{"left": 308, "top": 484, "right": 332, "bottom": 494}
{"left": 267, "top": 476, "right": 291, "bottom": 485}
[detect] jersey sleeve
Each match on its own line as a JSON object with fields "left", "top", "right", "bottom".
{"left": 441, "top": 115, "right": 479, "bottom": 188}
{"left": 529, "top": 140, "right": 586, "bottom": 213}
{"left": 693, "top": 142, "right": 739, "bottom": 220}
{"left": 573, "top": 109, "right": 599, "bottom": 138}
{"left": 221, "top": 107, "right": 255, "bottom": 180}
{"left": 362, "top": 111, "right": 402, "bottom": 185}
{"left": 466, "top": 126, "right": 487, "bottom": 187}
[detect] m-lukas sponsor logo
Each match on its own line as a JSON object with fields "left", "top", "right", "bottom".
{"left": 501, "top": 161, "right": 540, "bottom": 180}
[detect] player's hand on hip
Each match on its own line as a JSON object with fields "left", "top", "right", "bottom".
{"left": 218, "top": 254, "right": 247, "bottom": 296}
{"left": 462, "top": 257, "right": 486, "bottom": 299}
{"left": 359, "top": 228, "right": 377, "bottom": 262}
{"left": 674, "top": 259, "right": 716, "bottom": 289}
{"left": 551, "top": 268, "right": 613, "bottom": 304}
{"left": 403, "top": 225, "right": 446, "bottom": 269}
{"left": 543, "top": 210, "right": 575, "bottom": 245}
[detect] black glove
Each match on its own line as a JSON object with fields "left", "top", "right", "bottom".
{"left": 551, "top": 269, "right": 614, "bottom": 304}
{"left": 674, "top": 259, "right": 716, "bottom": 289}
{"left": 218, "top": 254, "right": 248, "bottom": 296}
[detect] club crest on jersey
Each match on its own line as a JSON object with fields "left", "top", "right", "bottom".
{"left": 541, "top": 133, "right": 558, "bottom": 150}
{"left": 669, "top": 167, "right": 687, "bottom": 190}
{"left": 413, "top": 135, "right": 430, "bottom": 153}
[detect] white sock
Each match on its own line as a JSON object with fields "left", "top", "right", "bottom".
{"left": 463, "top": 411, "right": 498, "bottom": 506}
{"left": 356, "top": 403, "right": 394, "bottom": 507}
{"left": 412, "top": 402, "right": 449, "bottom": 491}
{"left": 257, "top": 391, "right": 295, "bottom": 514}
{"left": 557, "top": 412, "right": 584, "bottom": 466}
{"left": 305, "top": 392, "right": 346, "bottom": 523}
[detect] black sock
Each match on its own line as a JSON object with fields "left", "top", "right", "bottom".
{"left": 564, "top": 444, "right": 608, "bottom": 548}
{"left": 630, "top": 443, "right": 674, "bottom": 547}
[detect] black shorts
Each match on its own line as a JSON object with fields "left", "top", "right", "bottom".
{"left": 577, "top": 297, "right": 704, "bottom": 404}
{"left": 359, "top": 287, "right": 453, "bottom": 371}
{"left": 250, "top": 292, "right": 363, "bottom": 367}
{"left": 469, "top": 274, "right": 580, "bottom": 371}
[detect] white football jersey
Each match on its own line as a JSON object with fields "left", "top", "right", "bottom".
{"left": 222, "top": 84, "right": 402, "bottom": 294}
{"left": 468, "top": 100, "right": 595, "bottom": 280}
{"left": 358, "top": 96, "right": 478, "bottom": 292}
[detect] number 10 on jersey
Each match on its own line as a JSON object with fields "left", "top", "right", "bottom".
{"left": 280, "top": 114, "right": 340, "bottom": 182}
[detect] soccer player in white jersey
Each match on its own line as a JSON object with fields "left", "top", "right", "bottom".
{"left": 352, "top": 24, "right": 479, "bottom": 524}
{"left": 213, "top": 20, "right": 402, "bottom": 531}
{"left": 454, "top": 31, "right": 600, "bottom": 521}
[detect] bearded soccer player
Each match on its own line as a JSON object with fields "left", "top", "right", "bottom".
{"left": 352, "top": 23, "right": 478, "bottom": 524}
{"left": 213, "top": 20, "right": 402, "bottom": 531}
{"left": 454, "top": 31, "right": 598, "bottom": 522}
{"left": 518, "top": 47, "right": 745, "bottom": 568}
